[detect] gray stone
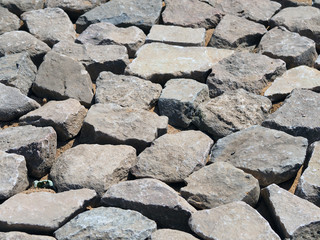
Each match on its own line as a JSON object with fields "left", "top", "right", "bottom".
{"left": 274, "top": 0, "right": 312, "bottom": 7}
{"left": 262, "top": 89, "right": 320, "bottom": 143}
{"left": 0, "top": 6, "right": 20, "bottom": 34}
{"left": 262, "top": 184, "right": 320, "bottom": 239}
{"left": 0, "top": 0, "right": 44, "bottom": 15}
{"left": 207, "top": 51, "right": 286, "bottom": 97}
{"left": 0, "top": 151, "right": 28, "bottom": 200}
{"left": 21, "top": 8, "right": 76, "bottom": 47}
{"left": 32, "top": 51, "right": 94, "bottom": 107}
{"left": 76, "top": 22, "right": 146, "bottom": 58}
{"left": 0, "top": 231, "right": 56, "bottom": 240}
{"left": 80, "top": 103, "right": 168, "bottom": 153}
{"left": 210, "top": 125, "right": 308, "bottom": 186}
{"left": 102, "top": 178, "right": 196, "bottom": 231}
{"left": 193, "top": 89, "right": 272, "bottom": 140}
{"left": 95, "top": 71, "right": 162, "bottom": 110}
{"left": 0, "top": 189, "right": 97, "bottom": 234}
{"left": 0, "top": 125, "right": 57, "bottom": 178}
{"left": 131, "top": 130, "right": 213, "bottom": 183}
{"left": 54, "top": 207, "right": 156, "bottom": 240}
{"left": 258, "top": 27, "right": 317, "bottom": 69}
{"left": 150, "top": 229, "right": 199, "bottom": 240}
{"left": 19, "top": 99, "right": 87, "bottom": 141}
{"left": 315, "top": 0, "right": 320, "bottom": 8}
{"left": 315, "top": 55, "right": 320, "bottom": 70}
{"left": 0, "top": 83, "right": 40, "bottom": 122}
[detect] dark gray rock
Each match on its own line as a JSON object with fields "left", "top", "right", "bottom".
{"left": 315, "top": 0, "right": 320, "bottom": 8}
{"left": 0, "top": 0, "right": 44, "bottom": 15}
{"left": 0, "top": 6, "right": 20, "bottom": 34}
{"left": 150, "top": 229, "right": 199, "bottom": 240}
{"left": 0, "top": 232, "right": 55, "bottom": 240}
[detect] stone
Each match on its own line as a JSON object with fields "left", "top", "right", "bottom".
{"left": 209, "top": 14, "right": 267, "bottom": 50}
{"left": 0, "top": 189, "right": 97, "bottom": 234}
{"left": 274, "top": 0, "right": 312, "bottom": 7}
{"left": 19, "top": 99, "right": 87, "bottom": 141}
{"left": 193, "top": 89, "right": 272, "bottom": 140}
{"left": 210, "top": 125, "right": 308, "bottom": 186}
{"left": 76, "top": 22, "right": 146, "bottom": 58}
{"left": 54, "top": 207, "right": 156, "bottom": 240}
{"left": 264, "top": 66, "right": 320, "bottom": 102}
{"left": 80, "top": 103, "right": 168, "bottom": 153}
{"left": 189, "top": 201, "right": 280, "bottom": 240}
{"left": 0, "top": 125, "right": 57, "bottom": 178}
{"left": 0, "top": 151, "right": 28, "bottom": 200}
{"left": 50, "top": 144, "right": 136, "bottom": 196}
{"left": 158, "top": 79, "right": 209, "bottom": 128}
{"left": 315, "top": 0, "right": 320, "bottom": 8}
{"left": 315, "top": 55, "right": 320, "bottom": 70}
{"left": 32, "top": 51, "right": 94, "bottom": 107}
{"left": 146, "top": 25, "right": 206, "bottom": 47}
{"left": 0, "top": 6, "right": 20, "bottom": 34}
{"left": 258, "top": 27, "right": 317, "bottom": 69}
{"left": 0, "top": 83, "right": 40, "bottom": 122}
{"left": 21, "top": 8, "right": 76, "bottom": 47}
{"left": 180, "top": 162, "right": 260, "bottom": 209}
{"left": 76, "top": 0, "right": 163, "bottom": 33}
{"left": 150, "top": 229, "right": 199, "bottom": 240}
{"left": 262, "top": 89, "right": 320, "bottom": 143}
{"left": 262, "top": 184, "right": 320, "bottom": 239}
{"left": 0, "top": 0, "right": 44, "bottom": 15}
{"left": 101, "top": 178, "right": 196, "bottom": 231}
{"left": 0, "top": 232, "right": 55, "bottom": 240}
{"left": 207, "top": 51, "right": 286, "bottom": 97}
{"left": 95, "top": 71, "right": 162, "bottom": 110}
{"left": 131, "top": 130, "right": 213, "bottom": 183}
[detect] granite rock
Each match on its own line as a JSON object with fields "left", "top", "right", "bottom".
{"left": 0, "top": 6, "right": 20, "bottom": 34}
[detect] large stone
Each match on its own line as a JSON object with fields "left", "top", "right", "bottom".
{"left": 189, "top": 201, "right": 280, "bottom": 240}
{"left": 0, "top": 125, "right": 57, "bottom": 178}
{"left": 19, "top": 99, "right": 87, "bottom": 141}
{"left": 54, "top": 207, "right": 156, "bottom": 240}
{"left": 207, "top": 52, "right": 286, "bottom": 97}
{"left": 210, "top": 125, "right": 308, "bottom": 186}
{"left": 150, "top": 229, "right": 199, "bottom": 240}
{"left": 193, "top": 89, "right": 272, "bottom": 140}
{"left": 262, "top": 184, "right": 320, "bottom": 239}
{"left": 0, "top": 0, "right": 44, "bottom": 15}
{"left": 274, "top": 0, "right": 312, "bottom": 7}
{"left": 131, "top": 131, "right": 213, "bottom": 183}
{"left": 102, "top": 178, "right": 196, "bottom": 231}
{"left": 258, "top": 27, "right": 317, "bottom": 69}
{"left": 0, "top": 6, "right": 20, "bottom": 34}
{"left": 0, "top": 232, "right": 55, "bottom": 240}
{"left": 0, "top": 189, "right": 97, "bottom": 234}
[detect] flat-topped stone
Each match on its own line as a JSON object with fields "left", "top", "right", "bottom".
{"left": 0, "top": 6, "right": 20, "bottom": 34}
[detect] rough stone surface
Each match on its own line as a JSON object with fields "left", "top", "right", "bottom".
{"left": 189, "top": 201, "right": 280, "bottom": 240}
{"left": 102, "top": 178, "right": 196, "bottom": 231}
{"left": 210, "top": 125, "right": 308, "bottom": 186}
{"left": 19, "top": 99, "right": 87, "bottom": 141}
{"left": 150, "top": 229, "right": 199, "bottom": 240}
{"left": 0, "top": 232, "right": 56, "bottom": 240}
{"left": 0, "top": 125, "right": 57, "bottom": 178}
{"left": 193, "top": 89, "right": 272, "bottom": 140}
{"left": 0, "top": 6, "right": 20, "bottom": 34}
{"left": 274, "top": 0, "right": 312, "bottom": 7}
{"left": 131, "top": 131, "right": 213, "bottom": 183}
{"left": 0, "top": 0, "right": 44, "bottom": 15}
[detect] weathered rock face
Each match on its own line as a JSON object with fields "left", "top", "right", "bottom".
{"left": 101, "top": 178, "right": 196, "bottom": 231}
{"left": 189, "top": 201, "right": 280, "bottom": 240}
{"left": 0, "top": 232, "right": 55, "bottom": 240}
{"left": 131, "top": 131, "right": 213, "bottom": 183}
{"left": 0, "top": 6, "right": 20, "bottom": 34}
{"left": 0, "top": 0, "right": 44, "bottom": 15}
{"left": 150, "top": 229, "right": 199, "bottom": 240}
{"left": 273, "top": 0, "right": 312, "bottom": 7}
{"left": 210, "top": 125, "right": 308, "bottom": 186}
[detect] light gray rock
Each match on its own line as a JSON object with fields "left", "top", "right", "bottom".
{"left": 210, "top": 125, "right": 308, "bottom": 186}
{"left": 19, "top": 99, "right": 87, "bottom": 141}
{"left": 262, "top": 184, "right": 320, "bottom": 239}
{"left": 315, "top": 55, "right": 320, "bottom": 70}
{"left": 0, "top": 125, "right": 57, "bottom": 178}
{"left": 95, "top": 71, "right": 162, "bottom": 110}
{"left": 274, "top": 0, "right": 312, "bottom": 7}
{"left": 189, "top": 201, "right": 280, "bottom": 240}
{"left": 258, "top": 27, "right": 317, "bottom": 69}
{"left": 32, "top": 51, "right": 93, "bottom": 107}
{"left": 0, "top": 6, "right": 20, "bottom": 34}
{"left": 193, "top": 89, "right": 272, "bottom": 140}
{"left": 207, "top": 52, "right": 286, "bottom": 97}
{"left": 131, "top": 130, "right": 213, "bottom": 183}
{"left": 0, "top": 0, "right": 44, "bottom": 15}
{"left": 102, "top": 178, "right": 196, "bottom": 231}
{"left": 21, "top": 8, "right": 76, "bottom": 47}
{"left": 150, "top": 229, "right": 199, "bottom": 240}
{"left": 0, "top": 189, "right": 97, "bottom": 234}
{"left": 158, "top": 79, "right": 209, "bottom": 128}
{"left": 0, "top": 231, "right": 56, "bottom": 240}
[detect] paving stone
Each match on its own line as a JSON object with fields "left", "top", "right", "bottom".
{"left": 189, "top": 201, "right": 281, "bottom": 240}
{"left": 274, "top": 0, "right": 312, "bottom": 7}
{"left": 102, "top": 178, "right": 196, "bottom": 231}
{"left": 0, "top": 232, "right": 56, "bottom": 240}
{"left": 0, "top": 6, "right": 20, "bottom": 34}
{"left": 150, "top": 229, "right": 199, "bottom": 240}
{"left": 210, "top": 125, "right": 308, "bottom": 186}
{"left": 0, "top": 0, "right": 44, "bottom": 15}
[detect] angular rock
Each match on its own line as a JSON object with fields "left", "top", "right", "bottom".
{"left": 189, "top": 201, "right": 280, "bottom": 240}
{"left": 19, "top": 99, "right": 87, "bottom": 141}
{"left": 150, "top": 229, "right": 199, "bottom": 240}
{"left": 193, "top": 89, "right": 272, "bottom": 140}
{"left": 131, "top": 131, "right": 213, "bottom": 183}
{"left": 95, "top": 71, "right": 162, "bottom": 110}
{"left": 0, "top": 231, "right": 56, "bottom": 240}
{"left": 258, "top": 27, "right": 317, "bottom": 69}
{"left": 207, "top": 52, "right": 286, "bottom": 97}
{"left": 102, "top": 178, "right": 196, "bottom": 231}
{"left": 274, "top": 0, "right": 312, "bottom": 7}
{"left": 54, "top": 207, "right": 156, "bottom": 240}
{"left": 210, "top": 125, "right": 308, "bottom": 186}
{"left": 0, "top": 189, "right": 97, "bottom": 234}
{"left": 0, "top": 125, "right": 57, "bottom": 178}
{"left": 21, "top": 8, "right": 76, "bottom": 47}
{"left": 0, "top": 0, "right": 44, "bottom": 15}
{"left": 0, "top": 6, "right": 20, "bottom": 34}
